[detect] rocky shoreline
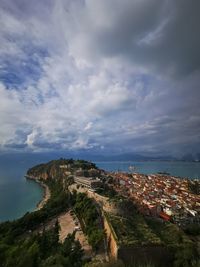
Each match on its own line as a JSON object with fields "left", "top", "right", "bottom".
{"left": 25, "top": 175, "right": 51, "bottom": 210}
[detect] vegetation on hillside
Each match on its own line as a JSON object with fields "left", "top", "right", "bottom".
{"left": 0, "top": 180, "right": 70, "bottom": 241}
{"left": 104, "top": 198, "right": 199, "bottom": 267}
{"left": 72, "top": 192, "right": 105, "bottom": 250}
{"left": 146, "top": 218, "right": 199, "bottom": 267}
{"left": 0, "top": 223, "right": 83, "bottom": 267}
{"left": 106, "top": 212, "right": 161, "bottom": 247}
{"left": 27, "top": 158, "right": 97, "bottom": 180}
{"left": 0, "top": 178, "right": 84, "bottom": 267}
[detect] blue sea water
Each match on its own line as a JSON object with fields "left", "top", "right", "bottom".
{"left": 0, "top": 154, "right": 200, "bottom": 222}
{"left": 0, "top": 156, "right": 44, "bottom": 222}
{"left": 95, "top": 161, "right": 200, "bottom": 179}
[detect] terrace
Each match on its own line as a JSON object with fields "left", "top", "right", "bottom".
{"left": 106, "top": 213, "right": 161, "bottom": 247}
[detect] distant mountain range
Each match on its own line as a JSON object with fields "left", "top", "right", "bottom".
{"left": 0, "top": 151, "right": 200, "bottom": 163}
{"left": 181, "top": 153, "right": 200, "bottom": 162}
{"left": 81, "top": 153, "right": 177, "bottom": 162}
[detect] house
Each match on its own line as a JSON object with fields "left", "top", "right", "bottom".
{"left": 74, "top": 176, "right": 102, "bottom": 189}
{"left": 159, "top": 211, "right": 171, "bottom": 221}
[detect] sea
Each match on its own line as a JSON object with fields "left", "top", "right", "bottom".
{"left": 0, "top": 157, "right": 43, "bottom": 222}
{"left": 0, "top": 155, "right": 200, "bottom": 222}
{"left": 95, "top": 161, "right": 200, "bottom": 178}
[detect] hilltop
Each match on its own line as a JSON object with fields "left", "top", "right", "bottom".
{"left": 27, "top": 158, "right": 97, "bottom": 180}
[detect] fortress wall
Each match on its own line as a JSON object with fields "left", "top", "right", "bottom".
{"left": 118, "top": 246, "right": 173, "bottom": 267}
{"left": 102, "top": 212, "right": 119, "bottom": 260}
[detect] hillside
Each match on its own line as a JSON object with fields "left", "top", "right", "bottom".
{"left": 27, "top": 158, "right": 97, "bottom": 180}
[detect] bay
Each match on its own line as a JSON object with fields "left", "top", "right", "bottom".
{"left": 0, "top": 157, "right": 43, "bottom": 222}
{"left": 95, "top": 161, "right": 200, "bottom": 179}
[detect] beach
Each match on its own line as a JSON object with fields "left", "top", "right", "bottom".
{"left": 35, "top": 182, "right": 51, "bottom": 210}
{"left": 25, "top": 175, "right": 51, "bottom": 211}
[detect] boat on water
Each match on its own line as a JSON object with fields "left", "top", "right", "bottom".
{"left": 128, "top": 165, "right": 137, "bottom": 172}
{"left": 157, "top": 171, "right": 170, "bottom": 176}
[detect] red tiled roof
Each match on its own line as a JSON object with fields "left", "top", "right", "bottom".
{"left": 159, "top": 211, "right": 171, "bottom": 221}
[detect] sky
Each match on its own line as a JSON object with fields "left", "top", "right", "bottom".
{"left": 0, "top": 0, "right": 200, "bottom": 157}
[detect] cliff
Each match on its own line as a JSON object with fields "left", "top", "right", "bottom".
{"left": 27, "top": 158, "right": 97, "bottom": 181}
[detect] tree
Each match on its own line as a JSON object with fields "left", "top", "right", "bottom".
{"left": 174, "top": 243, "right": 197, "bottom": 267}
{"left": 88, "top": 229, "right": 105, "bottom": 251}
{"left": 18, "top": 242, "right": 39, "bottom": 267}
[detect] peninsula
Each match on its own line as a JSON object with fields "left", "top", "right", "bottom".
{"left": 0, "top": 158, "right": 199, "bottom": 267}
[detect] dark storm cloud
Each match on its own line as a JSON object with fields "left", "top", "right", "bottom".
{"left": 69, "top": 0, "right": 200, "bottom": 76}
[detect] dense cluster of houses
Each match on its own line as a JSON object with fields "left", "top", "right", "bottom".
{"left": 110, "top": 172, "right": 200, "bottom": 225}
{"left": 60, "top": 163, "right": 200, "bottom": 226}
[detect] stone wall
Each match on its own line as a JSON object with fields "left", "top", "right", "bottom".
{"left": 118, "top": 246, "right": 173, "bottom": 267}
{"left": 102, "top": 212, "right": 119, "bottom": 260}
{"left": 87, "top": 191, "right": 120, "bottom": 214}
{"left": 102, "top": 211, "right": 173, "bottom": 267}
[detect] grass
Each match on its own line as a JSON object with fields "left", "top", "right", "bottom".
{"left": 106, "top": 213, "right": 161, "bottom": 247}
{"left": 106, "top": 211, "right": 194, "bottom": 250}
{"left": 145, "top": 218, "right": 193, "bottom": 247}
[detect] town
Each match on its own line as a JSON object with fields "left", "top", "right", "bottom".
{"left": 66, "top": 162, "right": 200, "bottom": 227}
{"left": 107, "top": 172, "right": 200, "bottom": 226}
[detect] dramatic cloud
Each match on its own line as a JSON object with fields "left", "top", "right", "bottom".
{"left": 0, "top": 0, "right": 200, "bottom": 156}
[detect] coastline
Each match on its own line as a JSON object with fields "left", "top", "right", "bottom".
{"left": 36, "top": 182, "right": 50, "bottom": 210}
{"left": 25, "top": 175, "right": 51, "bottom": 211}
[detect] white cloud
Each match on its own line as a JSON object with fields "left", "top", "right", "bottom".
{"left": 0, "top": 0, "right": 200, "bottom": 155}
{"left": 26, "top": 129, "right": 38, "bottom": 147}
{"left": 84, "top": 122, "right": 93, "bottom": 131}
